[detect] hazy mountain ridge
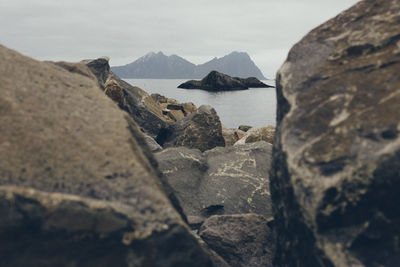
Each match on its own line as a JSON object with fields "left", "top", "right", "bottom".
{"left": 112, "top": 51, "right": 266, "bottom": 79}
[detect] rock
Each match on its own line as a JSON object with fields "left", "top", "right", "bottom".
{"left": 235, "top": 126, "right": 275, "bottom": 145}
{"left": 155, "top": 142, "right": 273, "bottom": 224}
{"left": 143, "top": 134, "right": 163, "bottom": 152}
{"left": 271, "top": 1, "right": 400, "bottom": 266}
{"left": 222, "top": 128, "right": 246, "bottom": 147}
{"left": 0, "top": 45, "right": 214, "bottom": 266}
{"left": 199, "top": 214, "right": 275, "bottom": 267}
{"left": 178, "top": 71, "right": 273, "bottom": 91}
{"left": 238, "top": 125, "right": 252, "bottom": 132}
{"left": 81, "top": 58, "right": 171, "bottom": 138}
{"left": 156, "top": 105, "right": 225, "bottom": 152}
{"left": 152, "top": 93, "right": 198, "bottom": 119}
{"left": 151, "top": 93, "right": 169, "bottom": 104}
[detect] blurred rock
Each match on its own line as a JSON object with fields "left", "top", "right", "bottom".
{"left": 0, "top": 44, "right": 214, "bottom": 267}
{"left": 271, "top": 1, "right": 400, "bottom": 266}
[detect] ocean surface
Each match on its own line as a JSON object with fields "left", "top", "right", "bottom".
{"left": 125, "top": 79, "right": 277, "bottom": 128}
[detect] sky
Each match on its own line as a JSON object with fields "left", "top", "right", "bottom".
{"left": 0, "top": 0, "right": 360, "bottom": 78}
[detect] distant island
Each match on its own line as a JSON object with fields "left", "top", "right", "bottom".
{"left": 111, "top": 51, "right": 266, "bottom": 80}
{"left": 178, "top": 70, "right": 274, "bottom": 91}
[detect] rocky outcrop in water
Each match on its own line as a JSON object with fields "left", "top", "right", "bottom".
{"left": 178, "top": 71, "right": 273, "bottom": 91}
{"left": 0, "top": 44, "right": 214, "bottom": 267}
{"left": 271, "top": 0, "right": 400, "bottom": 266}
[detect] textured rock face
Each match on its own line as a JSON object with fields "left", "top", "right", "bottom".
{"left": 199, "top": 214, "right": 274, "bottom": 267}
{"left": 235, "top": 126, "right": 275, "bottom": 145}
{"left": 81, "top": 58, "right": 170, "bottom": 139}
{"left": 271, "top": 1, "right": 400, "bottom": 266}
{"left": 0, "top": 45, "right": 213, "bottom": 266}
{"left": 178, "top": 70, "right": 272, "bottom": 91}
{"left": 156, "top": 105, "right": 225, "bottom": 152}
{"left": 222, "top": 127, "right": 246, "bottom": 146}
{"left": 156, "top": 142, "right": 273, "bottom": 222}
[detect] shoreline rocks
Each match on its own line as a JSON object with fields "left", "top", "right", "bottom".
{"left": 156, "top": 105, "right": 225, "bottom": 152}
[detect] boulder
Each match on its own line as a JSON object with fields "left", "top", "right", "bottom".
{"left": 199, "top": 214, "right": 275, "bottom": 267}
{"left": 178, "top": 70, "right": 273, "bottom": 91}
{"left": 222, "top": 128, "right": 246, "bottom": 147}
{"left": 238, "top": 125, "right": 252, "bottom": 132}
{"left": 81, "top": 58, "right": 171, "bottom": 138}
{"left": 143, "top": 134, "right": 163, "bottom": 152}
{"left": 271, "top": 1, "right": 400, "bottom": 266}
{"left": 156, "top": 105, "right": 225, "bottom": 152}
{"left": 0, "top": 45, "right": 214, "bottom": 267}
{"left": 155, "top": 142, "right": 273, "bottom": 225}
{"left": 235, "top": 126, "right": 275, "bottom": 145}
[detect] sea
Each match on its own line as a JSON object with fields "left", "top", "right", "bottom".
{"left": 124, "top": 79, "right": 277, "bottom": 128}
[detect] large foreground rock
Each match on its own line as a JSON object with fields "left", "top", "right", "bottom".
{"left": 156, "top": 105, "right": 225, "bottom": 152}
{"left": 271, "top": 1, "right": 400, "bottom": 266}
{"left": 156, "top": 142, "right": 273, "bottom": 224}
{"left": 199, "top": 214, "right": 275, "bottom": 267}
{"left": 0, "top": 45, "right": 213, "bottom": 266}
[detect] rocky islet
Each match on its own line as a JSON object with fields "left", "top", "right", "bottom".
{"left": 178, "top": 70, "right": 274, "bottom": 91}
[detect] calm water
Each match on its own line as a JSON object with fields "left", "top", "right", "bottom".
{"left": 125, "top": 79, "right": 276, "bottom": 128}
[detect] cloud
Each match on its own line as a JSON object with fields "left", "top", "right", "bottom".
{"left": 0, "top": 0, "right": 360, "bottom": 78}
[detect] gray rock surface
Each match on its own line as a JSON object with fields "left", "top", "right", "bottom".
{"left": 235, "top": 126, "right": 275, "bottom": 145}
{"left": 222, "top": 127, "right": 245, "bottom": 147}
{"left": 271, "top": 1, "right": 400, "bottom": 266}
{"left": 81, "top": 57, "right": 171, "bottom": 139}
{"left": 199, "top": 214, "right": 274, "bottom": 267}
{"left": 0, "top": 44, "right": 213, "bottom": 267}
{"left": 156, "top": 105, "right": 225, "bottom": 152}
{"left": 156, "top": 142, "right": 273, "bottom": 224}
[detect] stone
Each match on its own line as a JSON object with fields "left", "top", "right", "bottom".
{"left": 238, "top": 125, "right": 252, "bottom": 132}
{"left": 178, "top": 70, "right": 273, "bottom": 91}
{"left": 235, "top": 126, "right": 275, "bottom": 145}
{"left": 0, "top": 45, "right": 214, "bottom": 266}
{"left": 199, "top": 214, "right": 275, "bottom": 267}
{"left": 143, "top": 134, "right": 163, "bottom": 152}
{"left": 155, "top": 142, "right": 273, "bottom": 225}
{"left": 222, "top": 128, "right": 246, "bottom": 147}
{"left": 156, "top": 105, "right": 225, "bottom": 152}
{"left": 271, "top": 1, "right": 400, "bottom": 266}
{"left": 152, "top": 93, "right": 198, "bottom": 118}
{"left": 82, "top": 58, "right": 172, "bottom": 138}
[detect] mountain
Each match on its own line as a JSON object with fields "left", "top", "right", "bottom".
{"left": 112, "top": 52, "right": 196, "bottom": 79}
{"left": 111, "top": 51, "right": 266, "bottom": 80}
{"left": 195, "top": 52, "right": 265, "bottom": 80}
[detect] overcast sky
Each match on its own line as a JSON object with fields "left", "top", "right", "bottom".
{"left": 1, "top": 0, "right": 359, "bottom": 78}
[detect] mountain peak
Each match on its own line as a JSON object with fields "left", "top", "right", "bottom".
{"left": 112, "top": 52, "right": 266, "bottom": 79}
{"left": 227, "top": 51, "right": 250, "bottom": 57}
